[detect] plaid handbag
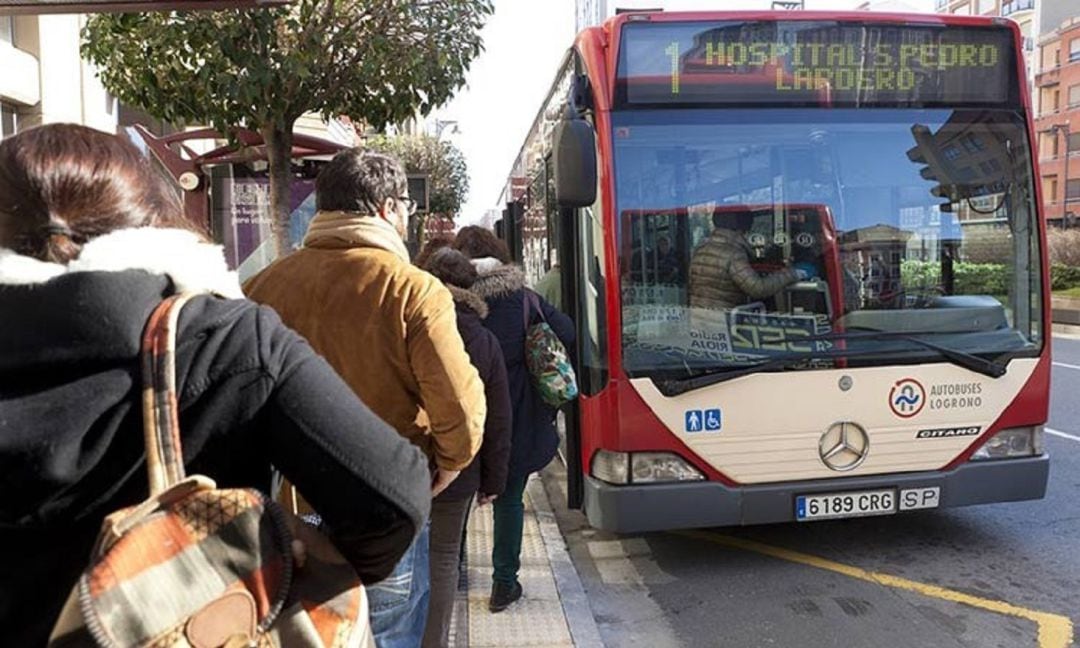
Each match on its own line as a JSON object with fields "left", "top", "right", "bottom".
{"left": 522, "top": 290, "right": 578, "bottom": 408}
{"left": 49, "top": 293, "right": 372, "bottom": 648}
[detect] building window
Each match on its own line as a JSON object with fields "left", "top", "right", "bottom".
{"left": 0, "top": 16, "right": 13, "bottom": 44}
{"left": 1070, "top": 84, "right": 1080, "bottom": 107}
{"left": 1069, "top": 133, "right": 1080, "bottom": 155}
{"left": 1071, "top": 39, "right": 1080, "bottom": 63}
{"left": 1, "top": 102, "right": 17, "bottom": 139}
{"left": 1045, "top": 176, "right": 1058, "bottom": 202}
{"left": 1068, "top": 179, "right": 1080, "bottom": 202}
{"left": 961, "top": 133, "right": 985, "bottom": 153}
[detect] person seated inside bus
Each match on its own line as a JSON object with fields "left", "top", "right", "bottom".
{"left": 688, "top": 208, "right": 808, "bottom": 311}
{"left": 655, "top": 236, "right": 681, "bottom": 284}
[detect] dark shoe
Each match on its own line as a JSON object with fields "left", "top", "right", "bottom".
{"left": 488, "top": 580, "right": 523, "bottom": 612}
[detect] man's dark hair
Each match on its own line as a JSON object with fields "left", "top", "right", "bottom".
{"left": 712, "top": 208, "right": 755, "bottom": 233}
{"left": 316, "top": 149, "right": 407, "bottom": 214}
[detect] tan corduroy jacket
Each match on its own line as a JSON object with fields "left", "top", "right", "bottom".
{"left": 244, "top": 211, "right": 485, "bottom": 472}
{"left": 689, "top": 228, "right": 799, "bottom": 311}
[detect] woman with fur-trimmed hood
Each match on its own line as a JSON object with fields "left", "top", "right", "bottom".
{"left": 418, "top": 245, "right": 512, "bottom": 648}
{"left": 452, "top": 226, "right": 576, "bottom": 614}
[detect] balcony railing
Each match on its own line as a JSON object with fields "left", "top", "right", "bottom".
{"left": 1002, "top": 0, "right": 1034, "bottom": 16}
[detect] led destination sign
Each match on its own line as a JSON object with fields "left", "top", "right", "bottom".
{"left": 617, "top": 22, "right": 1018, "bottom": 107}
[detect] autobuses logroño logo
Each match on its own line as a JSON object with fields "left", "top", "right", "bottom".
{"left": 889, "top": 378, "right": 926, "bottom": 418}
{"left": 890, "top": 379, "right": 984, "bottom": 418}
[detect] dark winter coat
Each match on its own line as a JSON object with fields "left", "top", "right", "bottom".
{"left": 469, "top": 260, "right": 576, "bottom": 480}
{"left": 436, "top": 286, "right": 512, "bottom": 502}
{"left": 0, "top": 270, "right": 430, "bottom": 647}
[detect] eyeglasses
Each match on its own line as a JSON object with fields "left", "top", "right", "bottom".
{"left": 398, "top": 196, "right": 418, "bottom": 216}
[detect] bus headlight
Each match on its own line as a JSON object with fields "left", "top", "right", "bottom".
{"left": 631, "top": 452, "right": 706, "bottom": 483}
{"left": 591, "top": 450, "right": 704, "bottom": 484}
{"left": 591, "top": 450, "right": 630, "bottom": 484}
{"left": 970, "top": 427, "right": 1043, "bottom": 461}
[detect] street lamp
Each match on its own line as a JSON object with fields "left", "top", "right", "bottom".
{"left": 434, "top": 119, "right": 459, "bottom": 139}
{"left": 1042, "top": 123, "right": 1072, "bottom": 227}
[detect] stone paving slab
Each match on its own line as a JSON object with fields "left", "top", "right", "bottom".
{"left": 460, "top": 478, "right": 574, "bottom": 647}
{"left": 444, "top": 472, "right": 609, "bottom": 647}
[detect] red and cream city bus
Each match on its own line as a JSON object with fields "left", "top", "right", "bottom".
{"left": 497, "top": 10, "right": 1050, "bottom": 532}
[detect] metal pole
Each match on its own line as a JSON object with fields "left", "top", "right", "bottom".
{"left": 1063, "top": 123, "right": 1071, "bottom": 228}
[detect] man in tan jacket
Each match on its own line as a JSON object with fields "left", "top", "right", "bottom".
{"left": 245, "top": 150, "right": 485, "bottom": 647}
{"left": 689, "top": 208, "right": 806, "bottom": 311}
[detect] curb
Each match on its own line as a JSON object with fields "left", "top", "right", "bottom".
{"left": 1052, "top": 322, "right": 1080, "bottom": 337}
{"left": 526, "top": 475, "right": 606, "bottom": 648}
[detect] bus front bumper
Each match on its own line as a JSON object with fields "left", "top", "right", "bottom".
{"left": 582, "top": 454, "right": 1049, "bottom": 533}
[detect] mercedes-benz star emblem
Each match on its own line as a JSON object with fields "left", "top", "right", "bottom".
{"left": 818, "top": 422, "right": 870, "bottom": 472}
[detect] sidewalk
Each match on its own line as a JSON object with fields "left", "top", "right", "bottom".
{"left": 449, "top": 474, "right": 604, "bottom": 648}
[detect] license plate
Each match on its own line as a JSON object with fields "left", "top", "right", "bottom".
{"left": 898, "top": 486, "right": 941, "bottom": 511}
{"left": 795, "top": 489, "right": 896, "bottom": 521}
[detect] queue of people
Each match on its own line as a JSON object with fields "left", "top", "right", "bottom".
{"left": 0, "top": 125, "right": 575, "bottom": 647}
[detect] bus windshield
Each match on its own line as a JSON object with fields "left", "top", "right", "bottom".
{"left": 613, "top": 107, "right": 1042, "bottom": 377}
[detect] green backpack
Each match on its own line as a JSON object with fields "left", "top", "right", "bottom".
{"left": 522, "top": 290, "right": 579, "bottom": 408}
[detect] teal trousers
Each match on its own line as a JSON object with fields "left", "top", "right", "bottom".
{"left": 492, "top": 474, "right": 529, "bottom": 584}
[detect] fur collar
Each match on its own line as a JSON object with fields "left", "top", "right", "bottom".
{"left": 447, "top": 285, "right": 489, "bottom": 319}
{"left": 470, "top": 259, "right": 526, "bottom": 299}
{"left": 0, "top": 228, "right": 243, "bottom": 298}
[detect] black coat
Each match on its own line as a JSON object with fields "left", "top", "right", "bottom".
{"left": 470, "top": 263, "right": 576, "bottom": 480}
{"left": 0, "top": 271, "right": 430, "bottom": 647}
{"left": 436, "top": 287, "right": 512, "bottom": 502}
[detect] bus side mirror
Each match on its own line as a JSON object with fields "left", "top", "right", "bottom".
{"left": 553, "top": 119, "right": 597, "bottom": 208}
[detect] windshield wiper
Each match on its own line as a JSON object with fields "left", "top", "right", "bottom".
{"left": 651, "top": 334, "right": 1011, "bottom": 397}
{"left": 652, "top": 355, "right": 811, "bottom": 396}
{"left": 837, "top": 327, "right": 1010, "bottom": 378}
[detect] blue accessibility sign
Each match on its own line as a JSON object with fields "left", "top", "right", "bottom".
{"left": 685, "top": 409, "right": 722, "bottom": 433}
{"left": 704, "top": 409, "right": 722, "bottom": 431}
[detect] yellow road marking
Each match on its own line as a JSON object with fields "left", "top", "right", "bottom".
{"left": 678, "top": 530, "right": 1074, "bottom": 648}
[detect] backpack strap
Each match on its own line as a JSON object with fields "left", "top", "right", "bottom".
{"left": 140, "top": 293, "right": 197, "bottom": 496}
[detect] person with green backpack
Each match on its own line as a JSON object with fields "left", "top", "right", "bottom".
{"left": 453, "top": 226, "right": 577, "bottom": 613}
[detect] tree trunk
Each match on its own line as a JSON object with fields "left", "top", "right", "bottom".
{"left": 410, "top": 210, "right": 427, "bottom": 255}
{"left": 262, "top": 124, "right": 295, "bottom": 260}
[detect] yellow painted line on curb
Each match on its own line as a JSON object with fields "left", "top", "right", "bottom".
{"left": 677, "top": 530, "right": 1074, "bottom": 648}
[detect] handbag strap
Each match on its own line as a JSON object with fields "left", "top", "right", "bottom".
{"left": 140, "top": 293, "right": 197, "bottom": 496}
{"left": 521, "top": 289, "right": 545, "bottom": 331}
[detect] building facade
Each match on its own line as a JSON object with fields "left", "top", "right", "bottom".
{"left": 934, "top": 0, "right": 1037, "bottom": 83}
{"left": 1035, "top": 17, "right": 1080, "bottom": 225}
{"left": 0, "top": 15, "right": 119, "bottom": 141}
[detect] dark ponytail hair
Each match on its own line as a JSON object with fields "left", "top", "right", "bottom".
{"left": 0, "top": 123, "right": 198, "bottom": 264}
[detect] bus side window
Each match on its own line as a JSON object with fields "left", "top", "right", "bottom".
{"left": 575, "top": 143, "right": 608, "bottom": 396}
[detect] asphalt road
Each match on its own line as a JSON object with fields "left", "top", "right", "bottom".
{"left": 544, "top": 336, "right": 1080, "bottom": 648}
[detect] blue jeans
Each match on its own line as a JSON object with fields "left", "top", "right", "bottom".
{"left": 368, "top": 521, "right": 431, "bottom": 648}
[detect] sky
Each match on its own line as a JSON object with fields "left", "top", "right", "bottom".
{"left": 431, "top": 0, "right": 935, "bottom": 226}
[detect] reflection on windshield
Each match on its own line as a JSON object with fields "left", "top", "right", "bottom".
{"left": 614, "top": 109, "right": 1041, "bottom": 375}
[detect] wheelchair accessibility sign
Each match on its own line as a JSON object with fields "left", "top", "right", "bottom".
{"left": 685, "top": 409, "right": 722, "bottom": 433}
